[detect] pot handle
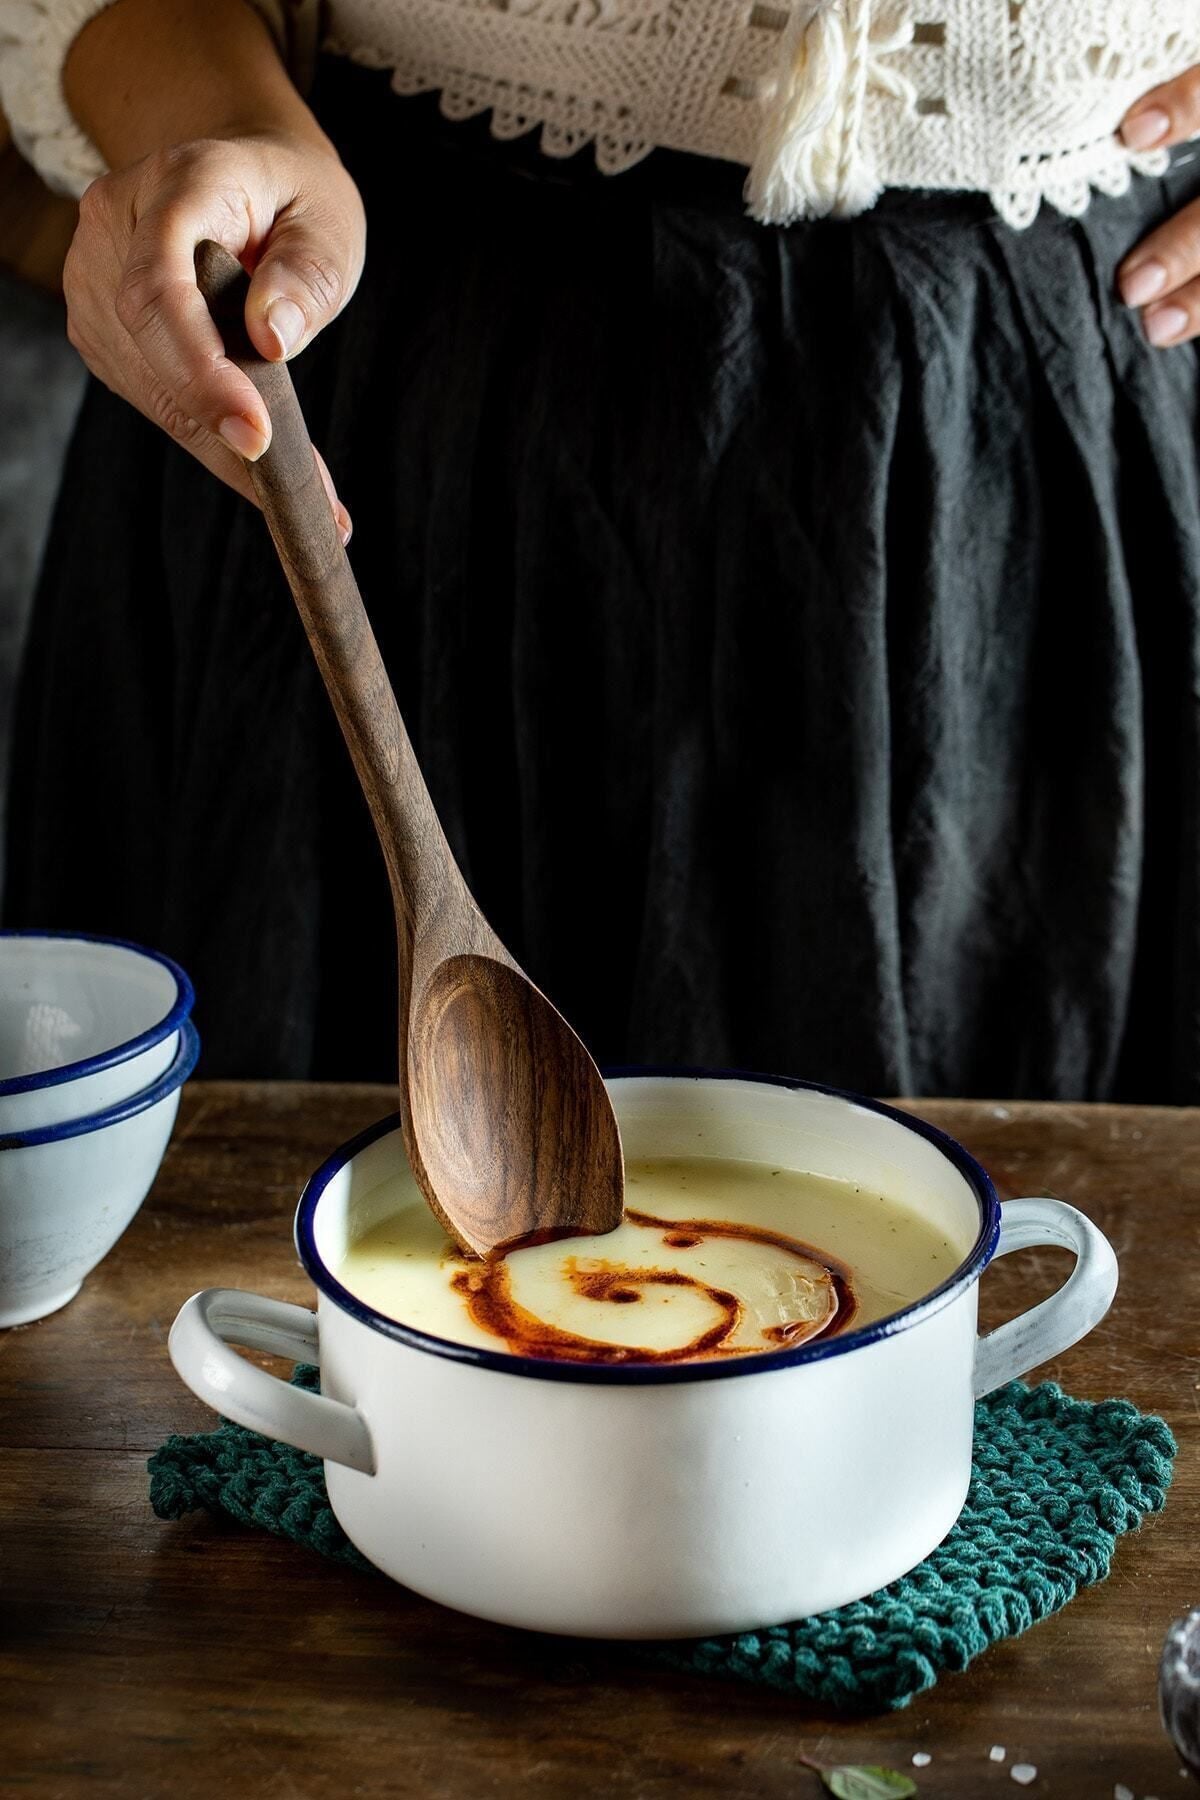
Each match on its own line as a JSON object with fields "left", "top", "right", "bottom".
{"left": 168, "top": 1288, "right": 374, "bottom": 1474}
{"left": 973, "top": 1197, "right": 1118, "bottom": 1398}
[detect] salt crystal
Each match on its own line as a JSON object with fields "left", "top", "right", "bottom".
{"left": 912, "top": 1752, "right": 931, "bottom": 1768}
{"left": 990, "top": 1747, "right": 1007, "bottom": 1763}
{"left": 1115, "top": 1786, "right": 1134, "bottom": 1800}
{"left": 1010, "top": 1767, "right": 1038, "bottom": 1787}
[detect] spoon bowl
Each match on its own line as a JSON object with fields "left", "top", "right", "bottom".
{"left": 408, "top": 953, "right": 626, "bottom": 1257}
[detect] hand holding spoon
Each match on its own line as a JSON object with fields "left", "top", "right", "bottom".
{"left": 196, "top": 241, "right": 623, "bottom": 1259}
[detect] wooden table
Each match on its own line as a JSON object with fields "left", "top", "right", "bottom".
{"left": 2, "top": 1084, "right": 1197, "bottom": 1798}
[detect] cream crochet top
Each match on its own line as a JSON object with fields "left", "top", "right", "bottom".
{"left": 3, "top": 0, "right": 1199, "bottom": 228}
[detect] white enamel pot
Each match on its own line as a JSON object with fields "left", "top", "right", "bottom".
{"left": 169, "top": 1072, "right": 1118, "bottom": 1639}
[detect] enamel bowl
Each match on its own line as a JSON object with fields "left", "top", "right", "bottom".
{"left": 0, "top": 1020, "right": 199, "bottom": 1327}
{"left": 170, "top": 1070, "right": 1118, "bottom": 1639}
{"left": 0, "top": 932, "right": 194, "bottom": 1132}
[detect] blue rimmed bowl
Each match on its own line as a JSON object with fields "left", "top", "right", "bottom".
{"left": 169, "top": 1070, "right": 1118, "bottom": 1638}
{"left": 0, "top": 932, "right": 194, "bottom": 1132}
{"left": 0, "top": 1019, "right": 200, "bottom": 1327}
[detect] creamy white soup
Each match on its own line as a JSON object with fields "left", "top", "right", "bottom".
{"left": 335, "top": 1156, "right": 961, "bottom": 1366}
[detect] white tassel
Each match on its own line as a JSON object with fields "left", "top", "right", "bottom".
{"left": 745, "top": 0, "right": 914, "bottom": 227}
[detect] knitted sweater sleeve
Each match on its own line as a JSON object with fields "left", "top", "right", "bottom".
{"left": 0, "top": 0, "right": 309, "bottom": 196}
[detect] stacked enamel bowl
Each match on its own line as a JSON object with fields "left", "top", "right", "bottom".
{"left": 0, "top": 931, "right": 199, "bottom": 1326}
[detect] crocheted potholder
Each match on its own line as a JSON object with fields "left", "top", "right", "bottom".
{"left": 148, "top": 1374, "right": 1175, "bottom": 1711}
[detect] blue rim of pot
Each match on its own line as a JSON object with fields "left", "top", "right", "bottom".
{"left": 0, "top": 1019, "right": 201, "bottom": 1149}
{"left": 0, "top": 930, "right": 195, "bottom": 1097}
{"left": 294, "top": 1067, "right": 1003, "bottom": 1386}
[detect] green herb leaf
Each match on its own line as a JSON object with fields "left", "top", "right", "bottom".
{"left": 822, "top": 1767, "right": 917, "bottom": 1800}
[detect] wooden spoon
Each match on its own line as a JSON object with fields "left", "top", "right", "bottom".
{"left": 196, "top": 241, "right": 623, "bottom": 1260}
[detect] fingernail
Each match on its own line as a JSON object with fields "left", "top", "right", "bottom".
{"left": 314, "top": 452, "right": 337, "bottom": 506}
{"left": 313, "top": 449, "right": 349, "bottom": 539}
{"left": 219, "top": 414, "right": 269, "bottom": 460}
{"left": 1122, "top": 107, "right": 1171, "bottom": 152}
{"left": 1121, "top": 107, "right": 1171, "bottom": 151}
{"left": 266, "top": 297, "right": 306, "bottom": 360}
{"left": 1145, "top": 303, "right": 1190, "bottom": 347}
{"left": 1120, "top": 258, "right": 1168, "bottom": 307}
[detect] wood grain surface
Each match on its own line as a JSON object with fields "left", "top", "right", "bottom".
{"left": 194, "top": 243, "right": 624, "bottom": 1261}
{"left": 1, "top": 1081, "right": 1197, "bottom": 1799}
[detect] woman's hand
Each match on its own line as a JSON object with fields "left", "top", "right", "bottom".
{"left": 60, "top": 0, "right": 364, "bottom": 534}
{"left": 63, "top": 130, "right": 364, "bottom": 534}
{"left": 1118, "top": 68, "right": 1200, "bottom": 347}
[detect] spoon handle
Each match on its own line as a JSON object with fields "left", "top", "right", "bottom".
{"left": 194, "top": 239, "right": 448, "bottom": 929}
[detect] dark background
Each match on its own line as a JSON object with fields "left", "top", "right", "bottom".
{"left": 0, "top": 120, "right": 87, "bottom": 903}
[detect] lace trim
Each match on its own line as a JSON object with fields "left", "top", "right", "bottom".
{"left": 992, "top": 142, "right": 1172, "bottom": 232}
{"left": 324, "top": 0, "right": 681, "bottom": 174}
{"left": 1011, "top": 0, "right": 1200, "bottom": 84}
{"left": 997, "top": 0, "right": 1189, "bottom": 226}
{"left": 332, "top": 41, "right": 655, "bottom": 171}
{"left": 330, "top": 0, "right": 1189, "bottom": 232}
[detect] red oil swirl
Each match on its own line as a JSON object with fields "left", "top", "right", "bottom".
{"left": 448, "top": 1209, "right": 857, "bottom": 1365}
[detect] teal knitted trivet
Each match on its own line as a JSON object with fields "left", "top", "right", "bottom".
{"left": 148, "top": 1372, "right": 1175, "bottom": 1711}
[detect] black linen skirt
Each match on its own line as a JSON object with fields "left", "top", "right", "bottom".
{"left": 9, "top": 58, "right": 1200, "bottom": 1100}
